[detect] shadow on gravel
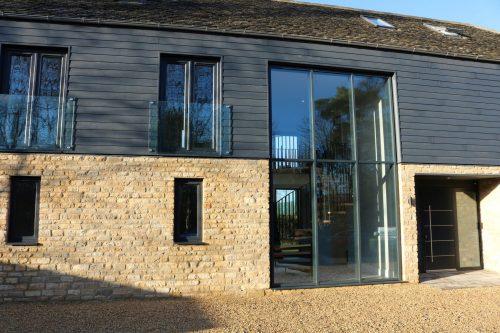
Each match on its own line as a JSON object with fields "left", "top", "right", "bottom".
{"left": 0, "top": 297, "right": 216, "bottom": 332}
{"left": 0, "top": 263, "right": 216, "bottom": 332}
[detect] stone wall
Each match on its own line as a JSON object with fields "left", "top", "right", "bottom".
{"left": 0, "top": 154, "right": 270, "bottom": 301}
{"left": 398, "top": 164, "right": 500, "bottom": 282}
{"left": 479, "top": 179, "right": 500, "bottom": 273}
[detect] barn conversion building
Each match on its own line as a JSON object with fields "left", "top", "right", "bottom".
{"left": 0, "top": 0, "right": 499, "bottom": 301}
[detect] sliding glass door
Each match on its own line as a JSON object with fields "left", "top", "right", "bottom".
{"left": 270, "top": 67, "right": 399, "bottom": 287}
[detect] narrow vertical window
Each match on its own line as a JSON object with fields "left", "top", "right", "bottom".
{"left": 174, "top": 179, "right": 202, "bottom": 243}
{"left": 7, "top": 176, "right": 40, "bottom": 244}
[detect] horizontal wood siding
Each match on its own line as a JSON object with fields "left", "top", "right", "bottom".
{"left": 0, "top": 19, "right": 499, "bottom": 164}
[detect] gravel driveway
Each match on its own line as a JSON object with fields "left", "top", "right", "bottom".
{"left": 1, "top": 283, "right": 499, "bottom": 332}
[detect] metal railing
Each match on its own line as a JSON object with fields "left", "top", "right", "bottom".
{"left": 276, "top": 190, "right": 299, "bottom": 242}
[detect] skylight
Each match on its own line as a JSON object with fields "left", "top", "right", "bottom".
{"left": 423, "top": 23, "right": 465, "bottom": 37}
{"left": 361, "top": 15, "right": 395, "bottom": 29}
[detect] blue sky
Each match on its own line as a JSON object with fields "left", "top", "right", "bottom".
{"left": 301, "top": 0, "right": 500, "bottom": 31}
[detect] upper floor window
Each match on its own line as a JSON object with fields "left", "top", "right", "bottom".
{"left": 0, "top": 47, "right": 74, "bottom": 150}
{"left": 149, "top": 55, "right": 231, "bottom": 156}
{"left": 153, "top": 56, "right": 221, "bottom": 154}
{"left": 271, "top": 67, "right": 395, "bottom": 163}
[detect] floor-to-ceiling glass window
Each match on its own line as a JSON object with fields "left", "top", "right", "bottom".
{"left": 270, "top": 67, "right": 399, "bottom": 287}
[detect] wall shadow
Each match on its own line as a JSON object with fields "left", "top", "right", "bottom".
{"left": 0, "top": 263, "right": 216, "bottom": 332}
{"left": 419, "top": 269, "right": 471, "bottom": 282}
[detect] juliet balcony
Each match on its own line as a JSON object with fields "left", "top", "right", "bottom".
{"left": 0, "top": 94, "right": 76, "bottom": 151}
{"left": 148, "top": 101, "right": 232, "bottom": 157}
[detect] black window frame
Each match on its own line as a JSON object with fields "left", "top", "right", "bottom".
{"left": 0, "top": 45, "right": 69, "bottom": 151}
{"left": 7, "top": 176, "right": 41, "bottom": 245}
{"left": 173, "top": 178, "right": 203, "bottom": 244}
{"left": 158, "top": 55, "right": 221, "bottom": 154}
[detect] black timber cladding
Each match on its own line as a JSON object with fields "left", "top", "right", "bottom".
{"left": 0, "top": 19, "right": 499, "bottom": 164}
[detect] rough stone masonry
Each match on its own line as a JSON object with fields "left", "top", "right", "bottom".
{"left": 1, "top": 153, "right": 499, "bottom": 301}
{"left": 0, "top": 154, "right": 270, "bottom": 301}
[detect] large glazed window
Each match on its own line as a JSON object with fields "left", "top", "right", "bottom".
{"left": 270, "top": 67, "right": 399, "bottom": 287}
{"left": 156, "top": 57, "right": 226, "bottom": 155}
{"left": 0, "top": 47, "right": 72, "bottom": 150}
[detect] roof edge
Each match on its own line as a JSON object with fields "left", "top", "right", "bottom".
{"left": 276, "top": 0, "right": 500, "bottom": 34}
{"left": 0, "top": 12, "right": 499, "bottom": 64}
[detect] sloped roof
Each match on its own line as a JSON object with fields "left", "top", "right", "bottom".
{"left": 0, "top": 0, "right": 499, "bottom": 62}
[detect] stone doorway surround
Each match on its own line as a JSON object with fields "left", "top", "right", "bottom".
{"left": 397, "top": 164, "right": 500, "bottom": 283}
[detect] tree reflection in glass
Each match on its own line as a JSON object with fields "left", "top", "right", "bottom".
{"left": 190, "top": 64, "right": 214, "bottom": 150}
{"left": 354, "top": 76, "right": 395, "bottom": 162}
{"left": 1, "top": 52, "right": 63, "bottom": 149}
{"left": 31, "top": 56, "right": 62, "bottom": 146}
{"left": 0, "top": 55, "right": 31, "bottom": 148}
{"left": 313, "top": 73, "right": 352, "bottom": 160}
{"left": 160, "top": 62, "right": 186, "bottom": 152}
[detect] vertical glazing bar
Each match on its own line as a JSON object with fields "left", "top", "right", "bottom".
{"left": 148, "top": 101, "right": 158, "bottom": 152}
{"left": 350, "top": 74, "right": 361, "bottom": 282}
{"left": 64, "top": 98, "right": 76, "bottom": 150}
{"left": 428, "top": 205, "right": 434, "bottom": 262}
{"left": 212, "top": 63, "right": 217, "bottom": 152}
{"left": 184, "top": 62, "right": 190, "bottom": 150}
{"left": 57, "top": 55, "right": 66, "bottom": 148}
{"left": 309, "top": 70, "right": 318, "bottom": 285}
{"left": 25, "top": 53, "right": 37, "bottom": 147}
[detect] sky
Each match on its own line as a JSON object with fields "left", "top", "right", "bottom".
{"left": 301, "top": 0, "right": 500, "bottom": 32}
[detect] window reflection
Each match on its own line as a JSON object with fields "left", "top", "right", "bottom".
{"left": 313, "top": 73, "right": 352, "bottom": 160}
{"left": 159, "top": 58, "right": 216, "bottom": 153}
{"left": 271, "top": 67, "right": 398, "bottom": 287}
{"left": 354, "top": 76, "right": 395, "bottom": 162}
{"left": 0, "top": 50, "right": 64, "bottom": 149}
{"left": 271, "top": 68, "right": 311, "bottom": 159}
{"left": 31, "top": 56, "right": 63, "bottom": 146}
{"left": 358, "top": 164, "right": 399, "bottom": 280}
{"left": 316, "top": 162, "right": 356, "bottom": 283}
{"left": 272, "top": 162, "right": 313, "bottom": 285}
{"left": 191, "top": 63, "right": 214, "bottom": 150}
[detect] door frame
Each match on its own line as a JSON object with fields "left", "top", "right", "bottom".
{"left": 415, "top": 177, "right": 484, "bottom": 273}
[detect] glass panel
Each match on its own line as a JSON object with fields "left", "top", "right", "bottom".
{"left": 0, "top": 94, "right": 28, "bottom": 148}
{"left": 159, "top": 62, "right": 186, "bottom": 152}
{"left": 354, "top": 75, "right": 394, "bottom": 162}
{"left": 37, "top": 55, "right": 62, "bottom": 97}
{"left": 7, "top": 54, "right": 31, "bottom": 95}
{"left": 0, "top": 54, "right": 32, "bottom": 148}
{"left": 455, "top": 190, "right": 481, "bottom": 268}
{"left": 7, "top": 178, "right": 38, "bottom": 243}
{"left": 313, "top": 72, "right": 352, "bottom": 160}
{"left": 316, "top": 162, "right": 356, "bottom": 283}
{"left": 190, "top": 63, "right": 215, "bottom": 150}
{"left": 30, "top": 96, "right": 60, "bottom": 147}
{"left": 271, "top": 68, "right": 311, "bottom": 159}
{"left": 31, "top": 56, "right": 63, "bottom": 146}
{"left": 272, "top": 162, "right": 313, "bottom": 286}
{"left": 175, "top": 180, "right": 200, "bottom": 242}
{"left": 358, "top": 163, "right": 398, "bottom": 280}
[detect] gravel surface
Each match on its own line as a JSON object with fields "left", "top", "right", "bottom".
{"left": 1, "top": 284, "right": 499, "bottom": 332}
